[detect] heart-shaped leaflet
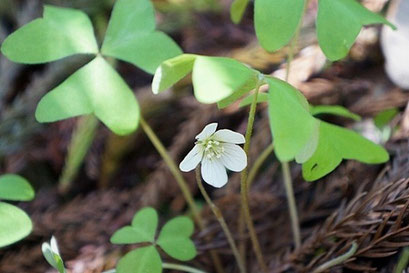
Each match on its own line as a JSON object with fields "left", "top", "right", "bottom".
{"left": 35, "top": 56, "right": 140, "bottom": 136}
{"left": 111, "top": 207, "right": 158, "bottom": 244}
{"left": 317, "top": 0, "right": 395, "bottom": 61}
{"left": 1, "top": 5, "right": 98, "bottom": 63}
{"left": 302, "top": 121, "right": 389, "bottom": 181}
{"left": 101, "top": 0, "right": 182, "bottom": 74}
{"left": 156, "top": 216, "right": 197, "bottom": 261}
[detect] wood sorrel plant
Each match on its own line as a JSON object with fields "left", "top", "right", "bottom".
{"left": 0, "top": 174, "right": 35, "bottom": 248}
{"left": 152, "top": 0, "right": 391, "bottom": 264}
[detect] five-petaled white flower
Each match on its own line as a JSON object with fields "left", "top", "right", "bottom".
{"left": 179, "top": 123, "right": 247, "bottom": 188}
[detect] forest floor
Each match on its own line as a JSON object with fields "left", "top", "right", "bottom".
{"left": 1, "top": 0, "right": 409, "bottom": 272}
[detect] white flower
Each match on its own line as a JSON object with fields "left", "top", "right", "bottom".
{"left": 180, "top": 123, "right": 247, "bottom": 188}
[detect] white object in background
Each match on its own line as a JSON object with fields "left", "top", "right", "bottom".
{"left": 381, "top": 0, "right": 409, "bottom": 89}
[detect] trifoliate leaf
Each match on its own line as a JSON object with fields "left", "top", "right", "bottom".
{"left": 152, "top": 54, "right": 197, "bottom": 94}
{"left": 255, "top": 0, "right": 305, "bottom": 52}
{"left": 317, "top": 0, "right": 396, "bottom": 61}
{"left": 101, "top": 0, "right": 182, "bottom": 74}
{"left": 192, "top": 56, "right": 258, "bottom": 104}
{"left": 116, "top": 246, "right": 162, "bottom": 273}
{"left": 310, "top": 105, "right": 361, "bottom": 121}
{"left": 0, "top": 202, "right": 32, "bottom": 247}
{"left": 267, "top": 77, "right": 319, "bottom": 162}
{"left": 302, "top": 121, "right": 389, "bottom": 181}
{"left": 111, "top": 207, "right": 158, "bottom": 244}
{"left": 1, "top": 5, "right": 98, "bottom": 64}
{"left": 157, "top": 216, "right": 196, "bottom": 261}
{"left": 0, "top": 174, "right": 34, "bottom": 201}
{"left": 230, "top": 0, "right": 250, "bottom": 24}
{"left": 35, "top": 56, "right": 140, "bottom": 136}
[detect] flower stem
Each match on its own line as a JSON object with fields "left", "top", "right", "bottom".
{"left": 195, "top": 168, "right": 247, "bottom": 273}
{"left": 238, "top": 142, "right": 274, "bottom": 259}
{"left": 240, "top": 80, "right": 269, "bottom": 273}
{"left": 282, "top": 161, "right": 301, "bottom": 249}
{"left": 163, "top": 262, "right": 208, "bottom": 273}
{"left": 247, "top": 142, "right": 274, "bottom": 189}
{"left": 140, "top": 116, "right": 200, "bottom": 224}
{"left": 139, "top": 116, "right": 225, "bottom": 273}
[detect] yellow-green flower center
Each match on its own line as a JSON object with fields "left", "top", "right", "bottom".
{"left": 197, "top": 139, "right": 225, "bottom": 160}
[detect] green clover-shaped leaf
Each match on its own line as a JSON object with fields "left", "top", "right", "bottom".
{"left": 111, "top": 207, "right": 158, "bottom": 244}
{"left": 254, "top": 0, "right": 305, "bottom": 52}
{"left": 267, "top": 77, "right": 319, "bottom": 163}
{"left": 35, "top": 56, "right": 140, "bottom": 135}
{"left": 302, "top": 121, "right": 389, "bottom": 181}
{"left": 116, "top": 246, "right": 162, "bottom": 273}
{"left": 1, "top": 5, "right": 98, "bottom": 63}
{"left": 310, "top": 105, "right": 361, "bottom": 121}
{"left": 0, "top": 174, "right": 35, "bottom": 201}
{"left": 234, "top": 0, "right": 394, "bottom": 60}
{"left": 101, "top": 0, "right": 182, "bottom": 74}
{"left": 317, "top": 0, "right": 395, "bottom": 61}
{"left": 157, "top": 216, "right": 196, "bottom": 261}
{"left": 111, "top": 207, "right": 197, "bottom": 273}
{"left": 1, "top": 0, "right": 182, "bottom": 135}
{"left": 0, "top": 202, "right": 32, "bottom": 247}
{"left": 153, "top": 54, "right": 259, "bottom": 105}
{"left": 42, "top": 237, "right": 66, "bottom": 273}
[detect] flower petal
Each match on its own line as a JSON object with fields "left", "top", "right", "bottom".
{"left": 50, "top": 236, "right": 60, "bottom": 255}
{"left": 179, "top": 145, "right": 203, "bottom": 172}
{"left": 220, "top": 143, "right": 247, "bottom": 172}
{"left": 195, "top": 123, "right": 218, "bottom": 140}
{"left": 201, "top": 158, "right": 228, "bottom": 188}
{"left": 213, "top": 129, "right": 245, "bottom": 144}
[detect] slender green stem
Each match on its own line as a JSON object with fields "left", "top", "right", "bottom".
{"left": 238, "top": 142, "right": 274, "bottom": 258}
{"left": 240, "top": 80, "right": 269, "bottom": 273}
{"left": 238, "top": 142, "right": 274, "bottom": 259}
{"left": 163, "top": 262, "right": 208, "bottom": 273}
{"left": 280, "top": 0, "right": 310, "bottom": 250}
{"left": 282, "top": 161, "right": 301, "bottom": 249}
{"left": 312, "top": 242, "right": 358, "bottom": 273}
{"left": 139, "top": 116, "right": 225, "bottom": 273}
{"left": 195, "top": 169, "right": 247, "bottom": 273}
{"left": 140, "top": 116, "right": 200, "bottom": 224}
{"left": 247, "top": 142, "right": 274, "bottom": 189}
